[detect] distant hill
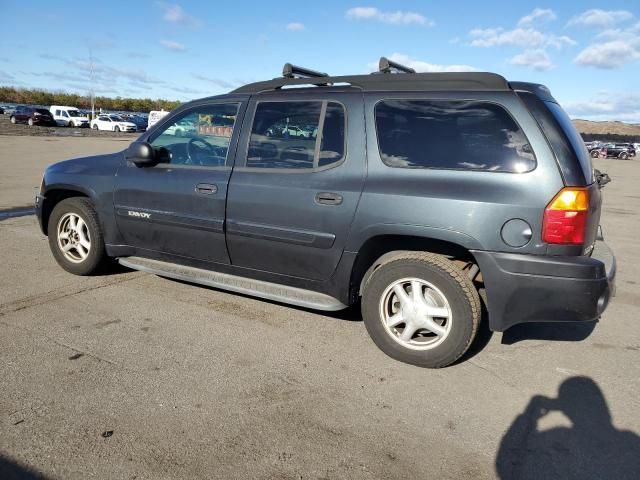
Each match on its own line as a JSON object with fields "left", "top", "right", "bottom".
{"left": 573, "top": 119, "right": 640, "bottom": 142}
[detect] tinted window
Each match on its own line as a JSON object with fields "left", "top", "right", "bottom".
{"left": 247, "top": 101, "right": 345, "bottom": 169}
{"left": 150, "top": 103, "right": 239, "bottom": 167}
{"left": 545, "top": 101, "right": 593, "bottom": 183}
{"left": 375, "top": 100, "right": 536, "bottom": 173}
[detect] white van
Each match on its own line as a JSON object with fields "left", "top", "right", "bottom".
{"left": 50, "top": 106, "right": 90, "bottom": 128}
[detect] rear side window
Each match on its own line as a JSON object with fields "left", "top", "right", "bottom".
{"left": 544, "top": 101, "right": 594, "bottom": 184}
{"left": 247, "top": 101, "right": 345, "bottom": 169}
{"left": 375, "top": 100, "right": 536, "bottom": 173}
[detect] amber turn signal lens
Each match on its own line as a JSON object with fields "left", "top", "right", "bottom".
{"left": 546, "top": 188, "right": 589, "bottom": 211}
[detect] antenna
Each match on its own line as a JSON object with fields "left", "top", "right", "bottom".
{"left": 282, "top": 63, "right": 329, "bottom": 79}
{"left": 378, "top": 57, "right": 416, "bottom": 74}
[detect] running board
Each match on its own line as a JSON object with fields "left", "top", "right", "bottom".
{"left": 118, "top": 256, "right": 348, "bottom": 311}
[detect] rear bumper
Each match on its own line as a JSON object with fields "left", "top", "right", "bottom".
{"left": 472, "top": 239, "right": 616, "bottom": 332}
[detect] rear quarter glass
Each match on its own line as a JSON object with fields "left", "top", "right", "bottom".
{"left": 516, "top": 92, "right": 593, "bottom": 186}
{"left": 545, "top": 101, "right": 594, "bottom": 184}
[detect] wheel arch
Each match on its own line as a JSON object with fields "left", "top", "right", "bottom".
{"left": 349, "top": 234, "right": 481, "bottom": 300}
{"left": 41, "top": 186, "right": 94, "bottom": 236}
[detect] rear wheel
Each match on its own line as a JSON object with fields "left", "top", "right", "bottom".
{"left": 93, "top": 124, "right": 98, "bottom": 130}
{"left": 10, "top": 116, "right": 16, "bottom": 124}
{"left": 591, "top": 150, "right": 599, "bottom": 158}
{"left": 362, "top": 252, "right": 480, "bottom": 368}
{"left": 48, "top": 198, "right": 108, "bottom": 275}
{"left": 620, "top": 152, "right": 629, "bottom": 160}
{"left": 114, "top": 126, "right": 120, "bottom": 132}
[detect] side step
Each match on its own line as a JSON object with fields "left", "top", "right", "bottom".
{"left": 118, "top": 256, "right": 348, "bottom": 311}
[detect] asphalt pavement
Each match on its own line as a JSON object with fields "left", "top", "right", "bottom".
{"left": 0, "top": 136, "right": 638, "bottom": 479}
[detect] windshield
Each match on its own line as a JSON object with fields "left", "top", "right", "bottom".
{"left": 109, "top": 115, "right": 124, "bottom": 122}
{"left": 68, "top": 110, "right": 82, "bottom": 117}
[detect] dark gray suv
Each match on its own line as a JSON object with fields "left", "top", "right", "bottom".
{"left": 35, "top": 59, "right": 616, "bottom": 368}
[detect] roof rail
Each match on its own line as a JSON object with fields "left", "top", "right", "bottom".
{"left": 282, "top": 63, "right": 329, "bottom": 79}
{"left": 379, "top": 57, "right": 416, "bottom": 74}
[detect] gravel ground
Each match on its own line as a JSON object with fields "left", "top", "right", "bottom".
{"left": 0, "top": 136, "right": 638, "bottom": 479}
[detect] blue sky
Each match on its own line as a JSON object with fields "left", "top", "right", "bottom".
{"left": 0, "top": 1, "right": 638, "bottom": 121}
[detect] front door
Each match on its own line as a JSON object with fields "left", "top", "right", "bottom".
{"left": 226, "top": 93, "right": 365, "bottom": 281}
{"left": 114, "top": 100, "right": 244, "bottom": 264}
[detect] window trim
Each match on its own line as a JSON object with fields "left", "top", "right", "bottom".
{"left": 373, "top": 98, "right": 537, "bottom": 174}
{"left": 146, "top": 102, "right": 241, "bottom": 170}
{"left": 236, "top": 99, "right": 348, "bottom": 174}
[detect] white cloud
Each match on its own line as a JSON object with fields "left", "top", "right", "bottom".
{"left": 160, "top": 40, "right": 186, "bottom": 52}
{"left": 346, "top": 7, "right": 433, "bottom": 26}
{"left": 469, "top": 27, "right": 574, "bottom": 50}
{"left": 567, "top": 9, "right": 634, "bottom": 29}
{"left": 286, "top": 22, "right": 305, "bottom": 31}
{"left": 509, "top": 49, "right": 554, "bottom": 71}
{"left": 574, "top": 40, "right": 640, "bottom": 69}
{"left": 564, "top": 92, "right": 640, "bottom": 123}
{"left": 517, "top": 8, "right": 557, "bottom": 27}
{"left": 369, "top": 53, "right": 477, "bottom": 73}
{"left": 157, "top": 2, "right": 202, "bottom": 28}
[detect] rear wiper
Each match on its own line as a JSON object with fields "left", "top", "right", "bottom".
{"left": 594, "top": 169, "right": 611, "bottom": 189}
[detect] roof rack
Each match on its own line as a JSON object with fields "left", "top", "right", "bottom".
{"left": 378, "top": 57, "right": 416, "bottom": 74}
{"left": 282, "top": 63, "right": 328, "bottom": 79}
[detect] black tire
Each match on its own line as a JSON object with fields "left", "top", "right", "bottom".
{"left": 10, "top": 116, "right": 16, "bottom": 124}
{"left": 93, "top": 124, "right": 98, "bottom": 130}
{"left": 114, "top": 126, "right": 120, "bottom": 132}
{"left": 619, "top": 152, "right": 629, "bottom": 160}
{"left": 47, "top": 198, "right": 108, "bottom": 275}
{"left": 591, "top": 150, "right": 599, "bottom": 158}
{"left": 28, "top": 118, "right": 33, "bottom": 126}
{"left": 68, "top": 121, "right": 75, "bottom": 128}
{"left": 362, "top": 252, "right": 481, "bottom": 368}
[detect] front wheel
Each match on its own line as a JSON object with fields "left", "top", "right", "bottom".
{"left": 591, "top": 150, "right": 599, "bottom": 158}
{"left": 114, "top": 126, "right": 120, "bottom": 132}
{"left": 92, "top": 124, "right": 98, "bottom": 130}
{"left": 68, "top": 121, "right": 75, "bottom": 128}
{"left": 48, "top": 198, "right": 108, "bottom": 275}
{"left": 10, "top": 116, "right": 16, "bottom": 124}
{"left": 362, "top": 252, "right": 480, "bottom": 368}
{"left": 28, "top": 118, "right": 34, "bottom": 126}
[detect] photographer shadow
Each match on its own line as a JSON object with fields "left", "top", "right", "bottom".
{"left": 496, "top": 376, "right": 640, "bottom": 479}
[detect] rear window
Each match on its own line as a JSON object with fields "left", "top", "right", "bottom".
{"left": 375, "top": 100, "right": 536, "bottom": 173}
{"left": 545, "top": 101, "right": 593, "bottom": 183}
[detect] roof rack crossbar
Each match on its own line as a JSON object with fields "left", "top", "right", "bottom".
{"left": 378, "top": 57, "right": 416, "bottom": 74}
{"left": 282, "top": 63, "right": 329, "bottom": 79}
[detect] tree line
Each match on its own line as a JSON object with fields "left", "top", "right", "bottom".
{"left": 0, "top": 86, "right": 181, "bottom": 113}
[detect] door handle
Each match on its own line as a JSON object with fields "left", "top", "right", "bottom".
{"left": 315, "top": 192, "right": 343, "bottom": 206}
{"left": 195, "top": 183, "right": 218, "bottom": 195}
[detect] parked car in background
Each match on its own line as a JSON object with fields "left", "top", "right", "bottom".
{"left": 594, "top": 143, "right": 636, "bottom": 159}
{"left": 163, "top": 119, "right": 196, "bottom": 137}
{"left": 90, "top": 114, "right": 137, "bottom": 132}
{"left": 10, "top": 106, "right": 56, "bottom": 126}
{"left": 1, "top": 105, "right": 17, "bottom": 115}
{"left": 50, "top": 106, "right": 90, "bottom": 128}
{"left": 0, "top": 106, "right": 4, "bottom": 115}
{"left": 121, "top": 114, "right": 148, "bottom": 132}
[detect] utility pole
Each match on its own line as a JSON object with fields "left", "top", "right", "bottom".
{"left": 88, "top": 47, "right": 96, "bottom": 119}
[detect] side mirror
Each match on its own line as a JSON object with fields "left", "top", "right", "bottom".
{"left": 125, "top": 141, "right": 157, "bottom": 167}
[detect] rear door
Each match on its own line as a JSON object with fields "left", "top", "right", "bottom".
{"left": 114, "top": 100, "right": 245, "bottom": 264}
{"left": 226, "top": 92, "right": 365, "bottom": 281}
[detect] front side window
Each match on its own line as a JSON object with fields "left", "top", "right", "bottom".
{"left": 150, "top": 103, "right": 239, "bottom": 167}
{"left": 247, "top": 101, "right": 345, "bottom": 169}
{"left": 375, "top": 100, "right": 536, "bottom": 173}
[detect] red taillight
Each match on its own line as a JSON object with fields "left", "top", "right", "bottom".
{"left": 542, "top": 188, "right": 589, "bottom": 244}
